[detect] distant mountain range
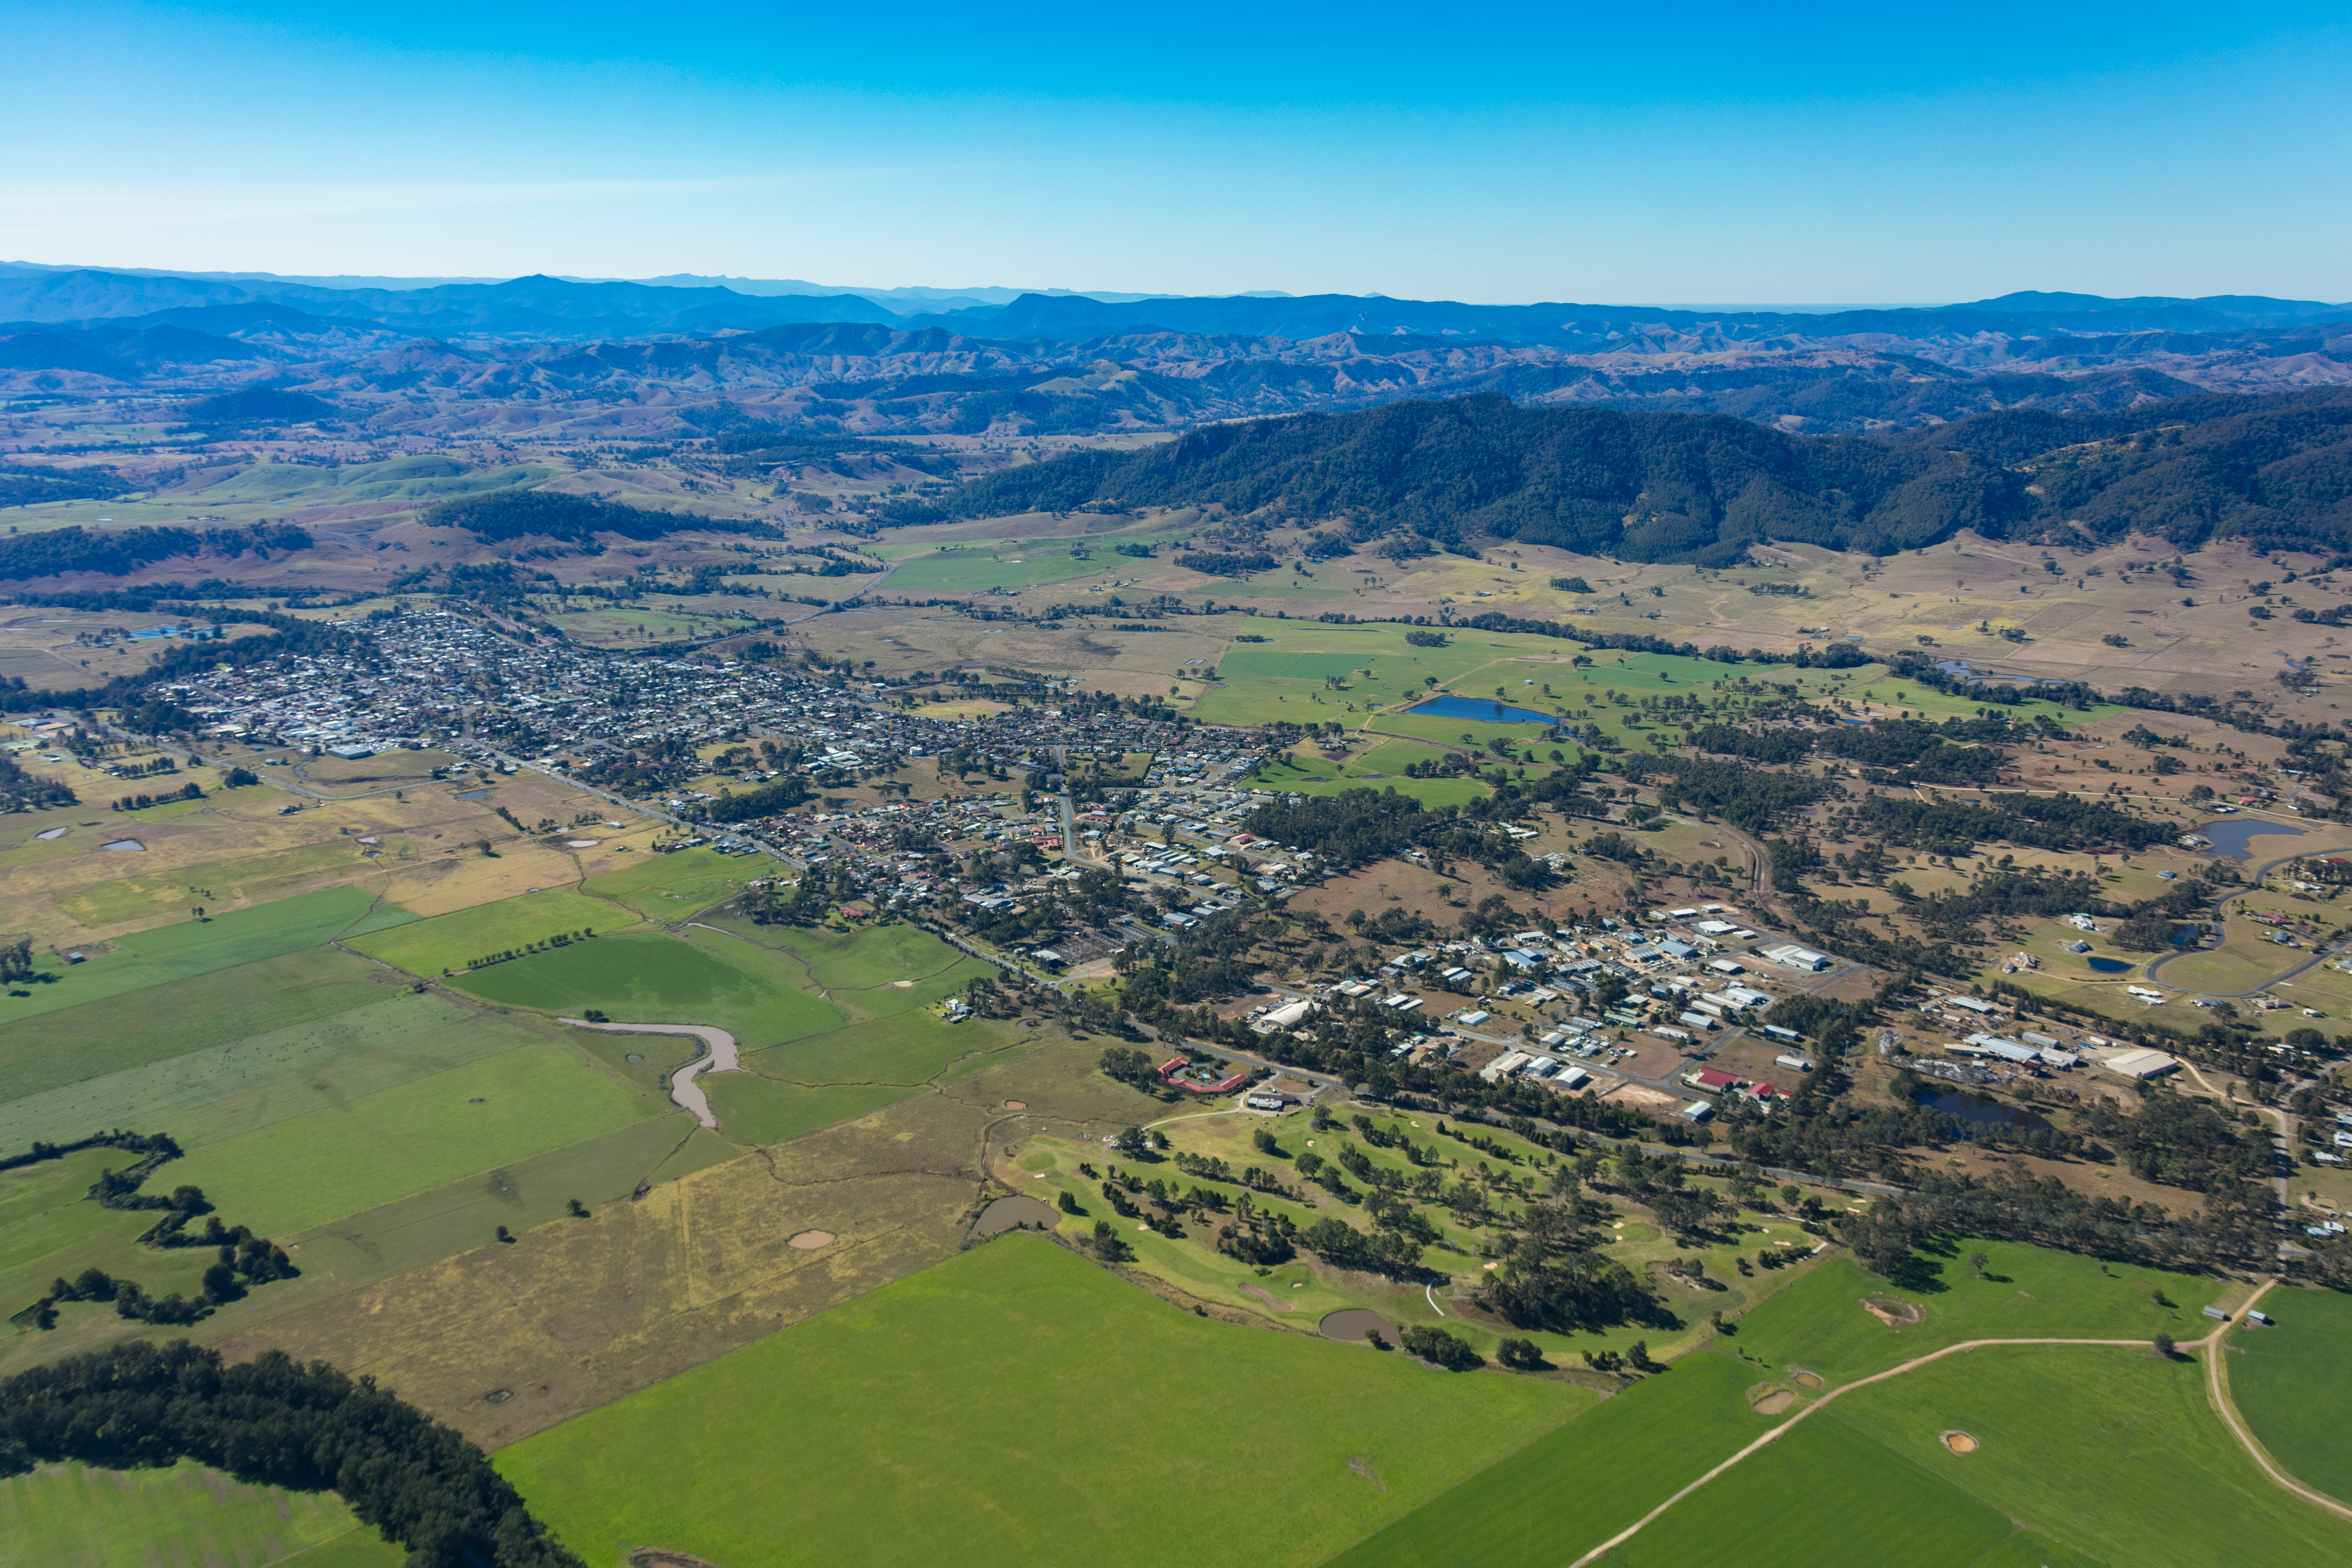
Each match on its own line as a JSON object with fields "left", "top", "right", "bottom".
{"left": 3, "top": 261, "right": 2348, "bottom": 442}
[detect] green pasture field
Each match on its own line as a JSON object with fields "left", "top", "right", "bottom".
{"left": 733, "top": 919, "right": 998, "bottom": 1005}
{"left": 708, "top": 1013, "right": 1027, "bottom": 1144}
{"left": 579, "top": 845, "right": 757, "bottom": 919}
{"left": 1609, "top": 1397, "right": 2010, "bottom": 1568}
{"left": 1243, "top": 743, "right": 1493, "bottom": 810}
{"left": 549, "top": 605, "right": 764, "bottom": 645}
{"left": 54, "top": 840, "right": 372, "bottom": 928}
{"left": 0, "top": 946, "right": 388, "bottom": 1111}
{"left": 0, "top": 887, "right": 411, "bottom": 1025}
{"left": 272, "top": 1117, "right": 732, "bottom": 1300}
{"left": 1323, "top": 1354, "right": 1768, "bottom": 1568}
{"left": 495, "top": 1233, "right": 1588, "bottom": 1568}
{"left": 0, "top": 1460, "right": 395, "bottom": 1568}
{"left": 350, "top": 888, "right": 640, "bottom": 975}
{"left": 882, "top": 541, "right": 1155, "bottom": 594}
{"left": 448, "top": 929, "right": 844, "bottom": 1050}
{"left": 702, "top": 1073, "right": 915, "bottom": 1147}
{"left": 0, "top": 1148, "right": 222, "bottom": 1333}
{"left": 1733, "top": 1242, "right": 2226, "bottom": 1386}
{"left": 2228, "top": 1284, "right": 2352, "bottom": 1504}
{"left": 162, "top": 1039, "right": 660, "bottom": 1237}
{"left": 0, "top": 990, "right": 474, "bottom": 1154}
{"left": 1825, "top": 1344, "right": 2352, "bottom": 1564}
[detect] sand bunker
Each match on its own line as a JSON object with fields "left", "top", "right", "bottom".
{"left": 1003, "top": 1100, "right": 1027, "bottom": 1110}
{"left": 787, "top": 1230, "right": 836, "bottom": 1250}
{"left": 974, "top": 1195, "right": 1058, "bottom": 1236}
{"left": 1790, "top": 1369, "right": 1824, "bottom": 1389}
{"left": 1319, "top": 1308, "right": 1403, "bottom": 1345}
{"left": 1752, "top": 1389, "right": 1797, "bottom": 1416}
{"left": 1863, "top": 1296, "right": 1927, "bottom": 1325}
{"left": 892, "top": 978, "right": 916, "bottom": 988}
{"left": 1941, "top": 1431, "right": 1979, "bottom": 1454}
{"left": 564, "top": 839, "right": 601, "bottom": 848}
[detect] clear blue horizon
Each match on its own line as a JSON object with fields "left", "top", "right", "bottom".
{"left": 5, "top": 1, "right": 2348, "bottom": 301}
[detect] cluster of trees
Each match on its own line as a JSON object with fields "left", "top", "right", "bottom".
{"left": 0, "top": 1341, "right": 585, "bottom": 1568}
{"left": 1852, "top": 792, "right": 2173, "bottom": 855}
{"left": 0, "top": 460, "right": 134, "bottom": 511}
{"left": 1631, "top": 755, "right": 1834, "bottom": 834}
{"left": 0, "top": 753, "right": 77, "bottom": 813}
{"left": 0, "top": 522, "right": 312, "bottom": 583}
{"left": 1174, "top": 550, "right": 1277, "bottom": 575}
{"left": 1816, "top": 717, "right": 2011, "bottom": 785}
{"left": 1242, "top": 787, "right": 1439, "bottom": 872}
{"left": 111, "top": 781, "right": 203, "bottom": 811}
{"left": 696, "top": 777, "right": 811, "bottom": 823}
{"left": 425, "top": 491, "right": 776, "bottom": 545}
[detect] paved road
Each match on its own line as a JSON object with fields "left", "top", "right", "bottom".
{"left": 2145, "top": 849, "right": 2351, "bottom": 996}
{"left": 559, "top": 1017, "right": 737, "bottom": 1127}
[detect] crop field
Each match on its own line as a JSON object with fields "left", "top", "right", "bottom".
{"left": 451, "top": 929, "right": 845, "bottom": 1047}
{"left": 1, "top": 886, "right": 410, "bottom": 1024}
{"left": 495, "top": 1233, "right": 1588, "bottom": 1568}
{"left": 739, "top": 919, "right": 996, "bottom": 1002}
{"left": 708, "top": 1013, "right": 1027, "bottom": 1145}
{"left": 0, "top": 1460, "right": 397, "bottom": 1568}
{"left": 1733, "top": 1243, "right": 2224, "bottom": 1385}
{"left": 1327, "top": 1353, "right": 1777, "bottom": 1567}
{"left": 2228, "top": 1284, "right": 2352, "bottom": 1504}
{"left": 162, "top": 1038, "right": 661, "bottom": 1236}
{"left": 549, "top": 604, "right": 766, "bottom": 645}
{"left": 579, "top": 844, "right": 758, "bottom": 918}
{"left": 53, "top": 839, "right": 379, "bottom": 928}
{"left": 349, "top": 887, "right": 640, "bottom": 975}
{"left": 880, "top": 538, "right": 1171, "bottom": 595}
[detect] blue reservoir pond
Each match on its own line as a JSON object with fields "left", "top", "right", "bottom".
{"left": 2084, "top": 956, "right": 2133, "bottom": 974}
{"left": 1408, "top": 695, "right": 1562, "bottom": 724}
{"left": 2195, "top": 818, "right": 2304, "bottom": 859}
{"left": 1915, "top": 1088, "right": 2053, "bottom": 1133}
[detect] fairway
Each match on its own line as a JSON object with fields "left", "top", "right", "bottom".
{"left": 1244, "top": 741, "right": 1494, "bottom": 809}
{"left": 162, "top": 1038, "right": 660, "bottom": 1235}
{"left": 1325, "top": 1353, "right": 1769, "bottom": 1568}
{"left": 580, "top": 844, "right": 757, "bottom": 918}
{"left": 0, "top": 886, "right": 410, "bottom": 1024}
{"left": 0, "top": 1460, "right": 395, "bottom": 1568}
{"left": 495, "top": 1235, "right": 1589, "bottom": 1568}
{"left": 2229, "top": 1285, "right": 2352, "bottom": 1506}
{"left": 350, "top": 887, "right": 640, "bottom": 975}
{"left": 450, "top": 929, "right": 845, "bottom": 1047}
{"left": 1733, "top": 1241, "right": 2222, "bottom": 1385}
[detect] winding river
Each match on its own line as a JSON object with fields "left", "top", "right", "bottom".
{"left": 560, "top": 1018, "right": 738, "bottom": 1128}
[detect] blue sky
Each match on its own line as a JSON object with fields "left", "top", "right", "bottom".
{"left": 5, "top": 1, "right": 2349, "bottom": 301}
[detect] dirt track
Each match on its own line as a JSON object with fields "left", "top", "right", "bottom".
{"left": 560, "top": 1018, "right": 737, "bottom": 1127}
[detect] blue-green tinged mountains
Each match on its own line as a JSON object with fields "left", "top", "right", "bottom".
{"left": 907, "top": 387, "right": 2352, "bottom": 562}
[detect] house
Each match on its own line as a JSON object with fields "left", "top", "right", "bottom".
{"left": 1689, "top": 1067, "right": 1738, "bottom": 1092}
{"left": 2068, "top": 913, "right": 2099, "bottom": 931}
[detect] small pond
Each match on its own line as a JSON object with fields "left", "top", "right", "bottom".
{"left": 1915, "top": 1088, "right": 2052, "bottom": 1134}
{"left": 1408, "top": 695, "right": 1561, "bottom": 725}
{"left": 455, "top": 788, "right": 493, "bottom": 800}
{"left": 2084, "top": 956, "right": 2132, "bottom": 974}
{"left": 2195, "top": 819, "right": 2304, "bottom": 859}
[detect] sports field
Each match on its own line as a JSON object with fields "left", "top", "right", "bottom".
{"left": 495, "top": 1233, "right": 1589, "bottom": 1568}
{"left": 0, "top": 1459, "right": 401, "bottom": 1568}
{"left": 2228, "top": 1284, "right": 2352, "bottom": 1505}
{"left": 1732, "top": 1241, "right": 2223, "bottom": 1384}
{"left": 350, "top": 887, "right": 639, "bottom": 975}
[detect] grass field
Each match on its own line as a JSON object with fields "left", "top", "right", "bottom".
{"left": 350, "top": 888, "right": 640, "bottom": 975}
{"left": 579, "top": 845, "right": 757, "bottom": 919}
{"left": 1822, "top": 1344, "right": 2352, "bottom": 1564}
{"left": 1607, "top": 1396, "right": 2010, "bottom": 1568}
{"left": 0, "top": 1460, "right": 397, "bottom": 1568}
{"left": 0, "top": 946, "right": 390, "bottom": 1110}
{"left": 162, "top": 1039, "right": 660, "bottom": 1236}
{"left": 1243, "top": 742, "right": 1493, "bottom": 809}
{"left": 496, "top": 1233, "right": 1589, "bottom": 1568}
{"left": 742, "top": 920, "right": 998, "bottom": 1006}
{"left": 0, "top": 989, "right": 475, "bottom": 1154}
{"left": 1732, "top": 1240, "right": 2224, "bottom": 1385}
{"left": 0, "top": 886, "right": 410, "bottom": 1024}
{"left": 2228, "top": 1284, "right": 2352, "bottom": 1505}
{"left": 52, "top": 840, "right": 374, "bottom": 928}
{"left": 1320, "top": 1353, "right": 1767, "bottom": 1568}
{"left": 451, "top": 929, "right": 845, "bottom": 1048}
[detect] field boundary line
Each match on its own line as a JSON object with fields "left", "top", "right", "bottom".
{"left": 1565, "top": 1296, "right": 2302, "bottom": 1567}
{"left": 2202, "top": 1280, "right": 2352, "bottom": 1522}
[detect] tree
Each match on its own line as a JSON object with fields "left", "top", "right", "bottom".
{"left": 1056, "top": 1190, "right": 1083, "bottom": 1215}
{"left": 1399, "top": 1324, "right": 1483, "bottom": 1370}
{"left": 1098, "top": 1047, "right": 1159, "bottom": 1088}
{"left": 1089, "top": 1219, "right": 1135, "bottom": 1263}
{"left": 1967, "top": 1251, "right": 1989, "bottom": 1278}
{"left": 2152, "top": 1332, "right": 2176, "bottom": 1358}
{"left": 1496, "top": 1336, "right": 1549, "bottom": 1370}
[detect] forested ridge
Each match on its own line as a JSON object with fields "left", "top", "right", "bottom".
{"left": 423, "top": 490, "right": 777, "bottom": 545}
{"left": 0, "top": 522, "right": 312, "bottom": 583}
{"left": 895, "top": 386, "right": 2352, "bottom": 562}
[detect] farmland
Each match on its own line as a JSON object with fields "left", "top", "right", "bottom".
{"left": 449, "top": 927, "right": 845, "bottom": 1045}
{"left": 349, "top": 886, "right": 640, "bottom": 975}
{"left": 494, "top": 1233, "right": 1589, "bottom": 1568}
{"left": 2228, "top": 1284, "right": 2352, "bottom": 1506}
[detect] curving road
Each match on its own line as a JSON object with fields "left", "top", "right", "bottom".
{"left": 2145, "top": 848, "right": 2352, "bottom": 997}
{"left": 560, "top": 1018, "right": 737, "bottom": 1127}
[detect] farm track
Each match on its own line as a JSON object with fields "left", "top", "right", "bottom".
{"left": 1567, "top": 1277, "right": 2339, "bottom": 1565}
